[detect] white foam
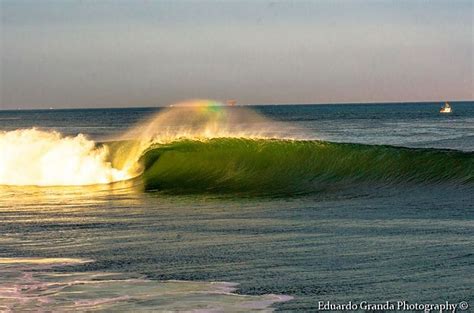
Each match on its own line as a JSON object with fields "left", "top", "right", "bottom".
{"left": 0, "top": 129, "right": 133, "bottom": 186}
{"left": 0, "top": 257, "right": 293, "bottom": 312}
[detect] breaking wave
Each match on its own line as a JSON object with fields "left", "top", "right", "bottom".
{"left": 0, "top": 100, "right": 472, "bottom": 194}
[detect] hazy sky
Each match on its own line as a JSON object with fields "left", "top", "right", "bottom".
{"left": 0, "top": 0, "right": 472, "bottom": 109}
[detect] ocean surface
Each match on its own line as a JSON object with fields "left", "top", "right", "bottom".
{"left": 0, "top": 102, "right": 473, "bottom": 311}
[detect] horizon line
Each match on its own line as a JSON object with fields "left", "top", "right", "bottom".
{"left": 1, "top": 99, "right": 473, "bottom": 112}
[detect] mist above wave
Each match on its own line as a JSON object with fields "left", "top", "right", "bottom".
{"left": 0, "top": 100, "right": 294, "bottom": 187}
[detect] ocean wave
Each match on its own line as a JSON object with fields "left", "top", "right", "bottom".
{"left": 138, "top": 138, "right": 473, "bottom": 195}
{"left": 1, "top": 101, "right": 472, "bottom": 193}
{"left": 1, "top": 130, "right": 472, "bottom": 194}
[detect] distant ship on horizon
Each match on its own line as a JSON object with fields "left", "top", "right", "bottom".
{"left": 440, "top": 102, "right": 452, "bottom": 114}
{"left": 226, "top": 99, "right": 237, "bottom": 106}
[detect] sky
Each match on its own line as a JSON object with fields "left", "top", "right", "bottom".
{"left": 0, "top": 0, "right": 472, "bottom": 109}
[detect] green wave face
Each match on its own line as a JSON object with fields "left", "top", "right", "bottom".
{"left": 136, "top": 138, "right": 473, "bottom": 195}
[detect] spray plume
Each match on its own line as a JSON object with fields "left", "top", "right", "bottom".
{"left": 0, "top": 100, "right": 291, "bottom": 186}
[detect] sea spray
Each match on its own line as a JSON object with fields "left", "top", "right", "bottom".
{"left": 118, "top": 100, "right": 300, "bottom": 142}
{"left": 107, "top": 99, "right": 301, "bottom": 184}
{"left": 0, "top": 101, "right": 290, "bottom": 187}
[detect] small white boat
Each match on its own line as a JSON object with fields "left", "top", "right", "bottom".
{"left": 440, "top": 102, "right": 452, "bottom": 113}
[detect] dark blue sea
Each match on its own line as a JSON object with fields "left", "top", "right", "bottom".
{"left": 0, "top": 102, "right": 472, "bottom": 311}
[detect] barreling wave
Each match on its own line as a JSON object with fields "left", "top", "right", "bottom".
{"left": 1, "top": 131, "right": 472, "bottom": 193}
{"left": 1, "top": 101, "right": 472, "bottom": 194}
{"left": 138, "top": 138, "right": 473, "bottom": 195}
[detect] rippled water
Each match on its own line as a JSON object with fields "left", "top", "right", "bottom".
{"left": 0, "top": 102, "right": 472, "bottom": 311}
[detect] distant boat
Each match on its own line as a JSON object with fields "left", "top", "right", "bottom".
{"left": 439, "top": 102, "right": 452, "bottom": 113}
{"left": 226, "top": 99, "right": 237, "bottom": 106}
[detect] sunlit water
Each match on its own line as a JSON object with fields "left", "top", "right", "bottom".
{"left": 0, "top": 102, "right": 472, "bottom": 311}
